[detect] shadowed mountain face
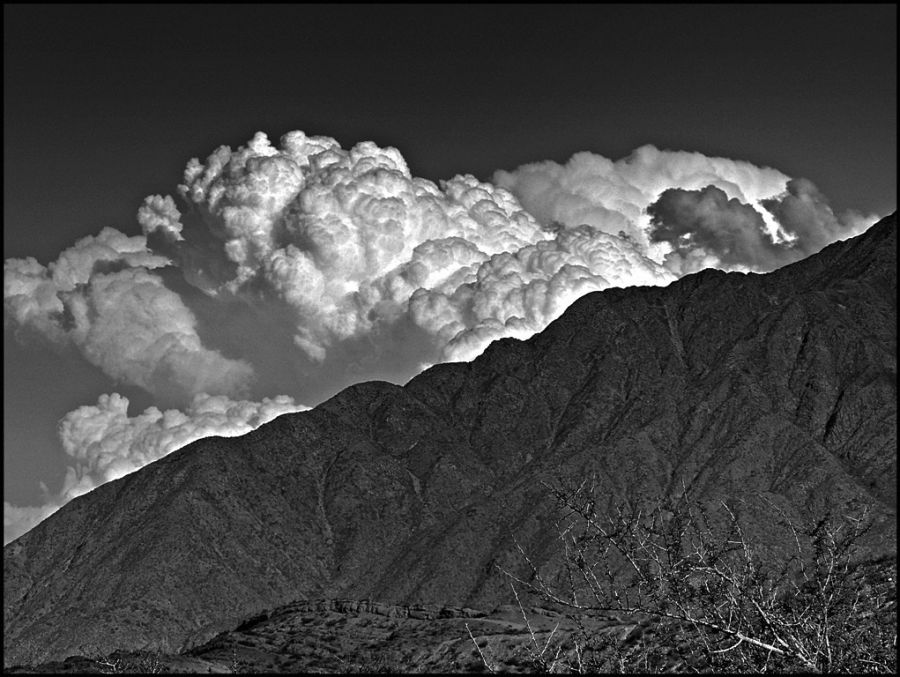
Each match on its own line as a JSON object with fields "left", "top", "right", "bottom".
{"left": 4, "top": 214, "right": 896, "bottom": 666}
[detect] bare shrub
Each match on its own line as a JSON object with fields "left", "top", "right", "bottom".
{"left": 493, "top": 477, "right": 896, "bottom": 673}
{"left": 93, "top": 650, "right": 165, "bottom": 674}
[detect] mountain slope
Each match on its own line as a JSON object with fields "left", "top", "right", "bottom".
{"left": 4, "top": 214, "right": 896, "bottom": 666}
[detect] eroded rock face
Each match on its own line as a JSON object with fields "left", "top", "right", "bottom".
{"left": 4, "top": 214, "right": 896, "bottom": 666}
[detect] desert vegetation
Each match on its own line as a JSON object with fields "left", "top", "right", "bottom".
{"left": 476, "top": 478, "right": 896, "bottom": 673}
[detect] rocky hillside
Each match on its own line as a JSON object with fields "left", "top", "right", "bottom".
{"left": 4, "top": 214, "right": 896, "bottom": 667}
{"left": 2, "top": 598, "right": 685, "bottom": 673}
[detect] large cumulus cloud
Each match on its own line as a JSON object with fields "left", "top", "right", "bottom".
{"left": 137, "top": 132, "right": 675, "bottom": 369}
{"left": 4, "top": 132, "right": 881, "bottom": 542}
{"left": 142, "top": 131, "right": 583, "bottom": 364}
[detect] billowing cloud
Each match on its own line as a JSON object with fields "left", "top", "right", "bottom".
{"left": 4, "top": 393, "right": 306, "bottom": 544}
{"left": 4, "top": 228, "right": 254, "bottom": 402}
{"left": 4, "top": 132, "right": 881, "bottom": 542}
{"left": 137, "top": 132, "right": 676, "bottom": 370}
{"left": 144, "top": 131, "right": 567, "bottom": 365}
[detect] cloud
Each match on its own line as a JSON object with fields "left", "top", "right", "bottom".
{"left": 408, "top": 225, "right": 674, "bottom": 361}
{"left": 3, "top": 392, "right": 307, "bottom": 544}
{"left": 645, "top": 180, "right": 878, "bottom": 274}
{"left": 145, "top": 132, "right": 557, "bottom": 366}
{"left": 4, "top": 132, "right": 881, "bottom": 542}
{"left": 493, "top": 145, "right": 795, "bottom": 249}
{"left": 761, "top": 178, "right": 874, "bottom": 254}
{"left": 494, "top": 145, "right": 878, "bottom": 276}
{"left": 645, "top": 185, "right": 793, "bottom": 274}
{"left": 137, "top": 133, "right": 680, "bottom": 373}
{"left": 4, "top": 229, "right": 254, "bottom": 403}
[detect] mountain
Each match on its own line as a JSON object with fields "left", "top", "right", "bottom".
{"left": 4, "top": 213, "right": 896, "bottom": 667}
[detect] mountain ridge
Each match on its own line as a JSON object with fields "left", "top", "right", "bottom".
{"left": 5, "top": 213, "right": 896, "bottom": 666}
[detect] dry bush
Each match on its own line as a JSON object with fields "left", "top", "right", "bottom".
{"left": 489, "top": 477, "right": 896, "bottom": 673}
{"left": 92, "top": 650, "right": 165, "bottom": 674}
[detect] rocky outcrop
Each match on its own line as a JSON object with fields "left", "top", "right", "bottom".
{"left": 235, "top": 599, "right": 489, "bottom": 627}
{"left": 4, "top": 214, "right": 896, "bottom": 666}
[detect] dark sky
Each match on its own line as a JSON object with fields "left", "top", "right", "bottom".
{"left": 3, "top": 4, "right": 897, "bottom": 506}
